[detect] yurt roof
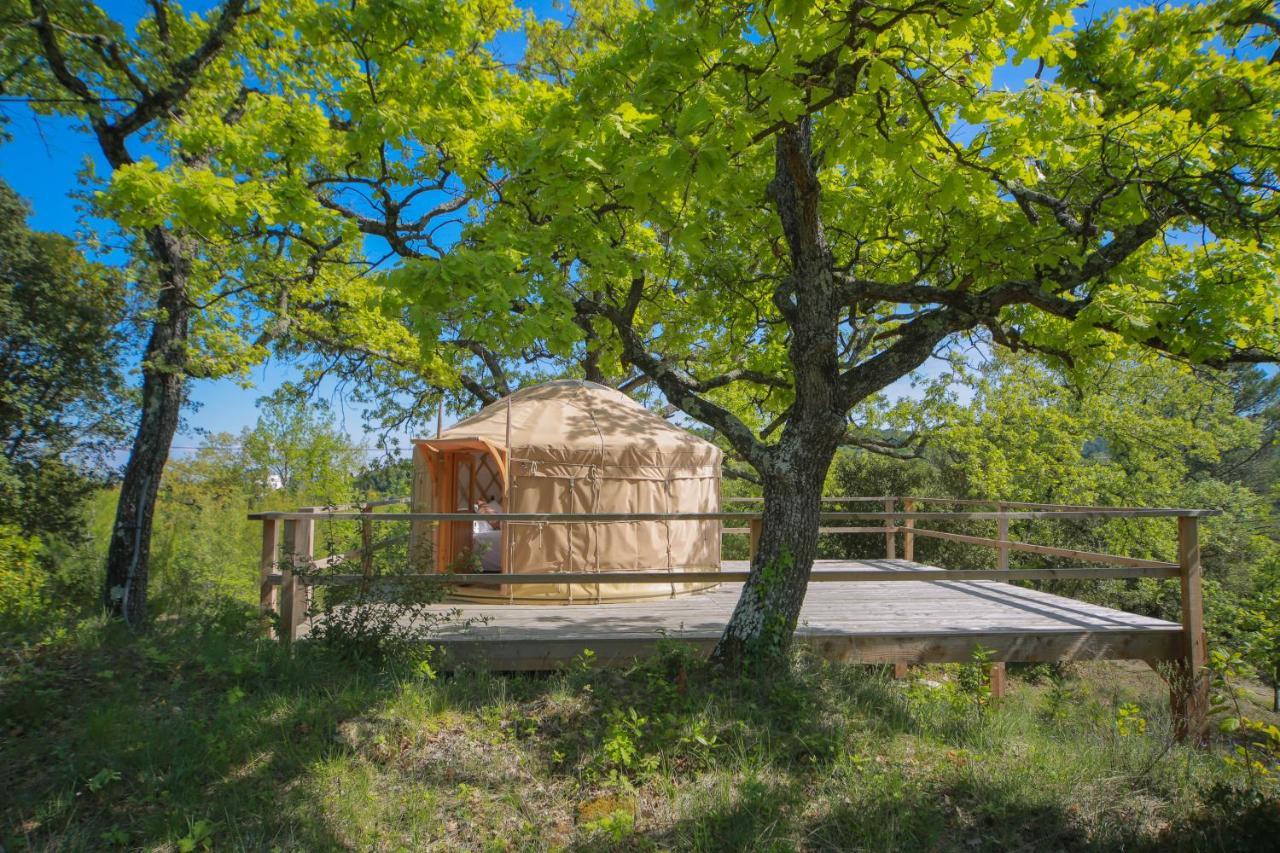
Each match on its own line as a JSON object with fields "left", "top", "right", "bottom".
{"left": 416, "top": 380, "right": 722, "bottom": 468}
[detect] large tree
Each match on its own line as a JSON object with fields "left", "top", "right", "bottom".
{"left": 1, "top": 0, "right": 261, "bottom": 625}
{"left": 406, "top": 0, "right": 1280, "bottom": 665}
{"left": 0, "top": 0, "right": 537, "bottom": 625}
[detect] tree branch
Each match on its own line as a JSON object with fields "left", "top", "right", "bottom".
{"left": 577, "top": 296, "right": 771, "bottom": 469}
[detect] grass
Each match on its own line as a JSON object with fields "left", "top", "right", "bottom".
{"left": 3, "top": 613, "right": 1279, "bottom": 851}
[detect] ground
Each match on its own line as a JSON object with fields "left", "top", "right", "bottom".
{"left": 2, "top": 614, "right": 1279, "bottom": 851}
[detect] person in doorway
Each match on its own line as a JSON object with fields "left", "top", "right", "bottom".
{"left": 473, "top": 497, "right": 504, "bottom": 572}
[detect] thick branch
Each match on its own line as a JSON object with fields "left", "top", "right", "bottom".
{"left": 579, "top": 297, "right": 771, "bottom": 469}
{"left": 114, "top": 0, "right": 249, "bottom": 138}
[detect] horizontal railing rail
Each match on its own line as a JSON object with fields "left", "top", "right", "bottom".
{"left": 248, "top": 508, "right": 1217, "bottom": 522}
{"left": 724, "top": 496, "right": 895, "bottom": 502}
{"left": 297, "top": 565, "right": 1181, "bottom": 587}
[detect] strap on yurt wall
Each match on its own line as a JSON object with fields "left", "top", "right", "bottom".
{"left": 670, "top": 466, "right": 680, "bottom": 596}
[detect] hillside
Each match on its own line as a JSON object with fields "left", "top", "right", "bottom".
{"left": 4, "top": 615, "right": 1278, "bottom": 851}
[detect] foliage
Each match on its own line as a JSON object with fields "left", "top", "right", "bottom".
{"left": 303, "top": 561, "right": 465, "bottom": 665}
{"left": 1208, "top": 649, "right": 1280, "bottom": 794}
{"left": 0, "top": 0, "right": 525, "bottom": 392}
{"left": 0, "top": 0, "right": 547, "bottom": 623}
{"left": 399, "top": 0, "right": 1280, "bottom": 444}
{"left": 827, "top": 354, "right": 1280, "bottom": 683}
{"left": 0, "top": 180, "right": 127, "bottom": 540}
{"left": 0, "top": 524, "right": 48, "bottom": 637}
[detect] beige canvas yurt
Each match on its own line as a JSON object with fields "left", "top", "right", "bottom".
{"left": 408, "top": 380, "right": 723, "bottom": 602}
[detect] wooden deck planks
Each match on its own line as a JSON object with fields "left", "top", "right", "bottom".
{"left": 298, "top": 559, "right": 1182, "bottom": 670}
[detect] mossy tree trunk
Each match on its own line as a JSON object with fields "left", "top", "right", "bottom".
{"left": 102, "top": 229, "right": 192, "bottom": 626}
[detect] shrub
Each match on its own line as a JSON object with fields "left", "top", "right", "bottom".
{"left": 0, "top": 525, "right": 52, "bottom": 637}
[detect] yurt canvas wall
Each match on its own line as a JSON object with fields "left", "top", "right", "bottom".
{"left": 408, "top": 381, "right": 723, "bottom": 602}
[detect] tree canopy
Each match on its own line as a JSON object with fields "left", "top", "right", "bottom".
{"left": 239, "top": 396, "right": 361, "bottom": 500}
{"left": 398, "top": 0, "right": 1280, "bottom": 662}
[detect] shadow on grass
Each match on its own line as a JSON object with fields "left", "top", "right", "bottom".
{"left": 1, "top": 614, "right": 407, "bottom": 849}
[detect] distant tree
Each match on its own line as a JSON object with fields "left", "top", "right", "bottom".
{"left": 1215, "top": 365, "right": 1280, "bottom": 518}
{"left": 354, "top": 456, "right": 414, "bottom": 500}
{"left": 239, "top": 396, "right": 359, "bottom": 503}
{"left": 889, "top": 354, "right": 1276, "bottom": 585}
{"left": 0, "top": 180, "right": 126, "bottom": 539}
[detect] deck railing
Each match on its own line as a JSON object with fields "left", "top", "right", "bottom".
{"left": 250, "top": 497, "right": 1214, "bottom": 739}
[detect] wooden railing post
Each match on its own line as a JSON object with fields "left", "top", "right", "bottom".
{"left": 748, "top": 517, "right": 762, "bottom": 564}
{"left": 359, "top": 504, "right": 374, "bottom": 590}
{"left": 1174, "top": 515, "right": 1208, "bottom": 743}
{"left": 279, "top": 513, "right": 314, "bottom": 646}
{"left": 996, "top": 502, "right": 1010, "bottom": 570}
{"left": 883, "top": 498, "right": 896, "bottom": 560}
{"left": 990, "top": 501, "right": 1009, "bottom": 696}
{"left": 258, "top": 517, "right": 280, "bottom": 637}
{"left": 902, "top": 498, "right": 915, "bottom": 563}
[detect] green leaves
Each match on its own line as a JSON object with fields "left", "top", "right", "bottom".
{"left": 864, "top": 59, "right": 895, "bottom": 93}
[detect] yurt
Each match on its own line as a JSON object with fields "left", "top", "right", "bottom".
{"left": 408, "top": 380, "right": 723, "bottom": 602}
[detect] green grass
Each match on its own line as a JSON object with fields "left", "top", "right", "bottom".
{"left": 3, "top": 617, "right": 1279, "bottom": 851}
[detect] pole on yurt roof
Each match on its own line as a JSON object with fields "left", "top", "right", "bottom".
{"left": 504, "top": 391, "right": 514, "bottom": 601}
{"left": 435, "top": 399, "right": 443, "bottom": 439}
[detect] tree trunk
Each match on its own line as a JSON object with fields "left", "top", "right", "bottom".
{"left": 711, "top": 417, "right": 839, "bottom": 666}
{"left": 711, "top": 116, "right": 848, "bottom": 668}
{"left": 102, "top": 229, "right": 191, "bottom": 627}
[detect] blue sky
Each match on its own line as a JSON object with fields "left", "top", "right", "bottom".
{"left": 0, "top": 0, "right": 1227, "bottom": 459}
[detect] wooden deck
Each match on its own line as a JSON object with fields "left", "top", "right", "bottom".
{"left": 298, "top": 559, "right": 1182, "bottom": 670}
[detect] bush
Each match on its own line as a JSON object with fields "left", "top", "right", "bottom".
{"left": 0, "top": 525, "right": 51, "bottom": 637}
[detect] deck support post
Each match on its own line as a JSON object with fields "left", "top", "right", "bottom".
{"left": 893, "top": 661, "right": 910, "bottom": 679}
{"left": 258, "top": 517, "right": 280, "bottom": 637}
{"left": 1173, "top": 515, "right": 1209, "bottom": 743}
{"left": 883, "top": 498, "right": 896, "bottom": 560}
{"left": 988, "top": 660, "right": 1007, "bottom": 698}
{"left": 748, "top": 518, "right": 762, "bottom": 563}
{"left": 280, "top": 514, "right": 314, "bottom": 646}
{"left": 902, "top": 498, "right": 915, "bottom": 562}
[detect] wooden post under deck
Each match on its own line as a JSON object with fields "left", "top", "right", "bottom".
{"left": 258, "top": 517, "right": 280, "bottom": 637}
{"left": 988, "top": 658, "right": 1007, "bottom": 699}
{"left": 1173, "top": 515, "right": 1208, "bottom": 742}
{"left": 280, "top": 514, "right": 314, "bottom": 645}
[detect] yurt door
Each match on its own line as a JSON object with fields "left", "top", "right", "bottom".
{"left": 437, "top": 451, "right": 474, "bottom": 572}
{"left": 436, "top": 448, "right": 507, "bottom": 574}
